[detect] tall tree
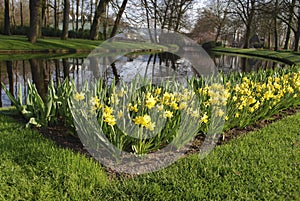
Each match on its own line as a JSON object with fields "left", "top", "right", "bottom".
{"left": 282, "top": 0, "right": 296, "bottom": 50}
{"left": 75, "top": 0, "right": 79, "bottom": 32}
{"left": 20, "top": 0, "right": 24, "bottom": 27}
{"left": 4, "top": 0, "right": 11, "bottom": 35}
{"left": 229, "top": 0, "right": 259, "bottom": 48}
{"left": 278, "top": 0, "right": 300, "bottom": 51}
{"left": 90, "top": 0, "right": 110, "bottom": 40}
{"left": 29, "top": 0, "right": 41, "bottom": 43}
{"left": 54, "top": 0, "right": 60, "bottom": 30}
{"left": 61, "top": 0, "right": 70, "bottom": 39}
{"left": 110, "top": 0, "right": 128, "bottom": 38}
{"left": 80, "top": 0, "right": 85, "bottom": 30}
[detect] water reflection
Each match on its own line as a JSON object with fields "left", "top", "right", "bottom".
{"left": 211, "top": 53, "right": 288, "bottom": 74}
{"left": 0, "top": 53, "right": 197, "bottom": 107}
{"left": 0, "top": 53, "right": 290, "bottom": 107}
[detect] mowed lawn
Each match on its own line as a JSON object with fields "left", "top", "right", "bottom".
{"left": 0, "top": 108, "right": 299, "bottom": 200}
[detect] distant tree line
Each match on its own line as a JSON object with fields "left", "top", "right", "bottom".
{"left": 0, "top": 0, "right": 195, "bottom": 43}
{"left": 192, "top": 0, "right": 300, "bottom": 51}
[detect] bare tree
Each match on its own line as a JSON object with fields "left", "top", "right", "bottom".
{"left": 75, "top": 0, "right": 79, "bottom": 32}
{"left": 229, "top": 0, "right": 259, "bottom": 48}
{"left": 277, "top": 0, "right": 300, "bottom": 51}
{"left": 54, "top": 0, "right": 60, "bottom": 30}
{"left": 283, "top": 0, "right": 296, "bottom": 49}
{"left": 61, "top": 0, "right": 70, "bottom": 39}
{"left": 20, "top": 0, "right": 24, "bottom": 27}
{"left": 29, "top": 0, "right": 41, "bottom": 43}
{"left": 110, "top": 0, "right": 128, "bottom": 38}
{"left": 90, "top": 0, "right": 110, "bottom": 40}
{"left": 4, "top": 0, "right": 11, "bottom": 35}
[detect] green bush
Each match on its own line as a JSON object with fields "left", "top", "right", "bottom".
{"left": 12, "top": 26, "right": 29, "bottom": 35}
{"left": 202, "top": 41, "right": 219, "bottom": 50}
{"left": 42, "top": 27, "right": 62, "bottom": 37}
{"left": 68, "top": 29, "right": 96, "bottom": 39}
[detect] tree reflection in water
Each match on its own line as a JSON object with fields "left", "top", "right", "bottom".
{"left": 0, "top": 53, "right": 288, "bottom": 107}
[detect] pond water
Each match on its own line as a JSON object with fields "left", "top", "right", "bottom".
{"left": 211, "top": 52, "right": 288, "bottom": 73}
{"left": 0, "top": 52, "right": 290, "bottom": 107}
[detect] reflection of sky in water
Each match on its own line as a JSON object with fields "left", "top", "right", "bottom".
{"left": 103, "top": 54, "right": 196, "bottom": 85}
{"left": 0, "top": 54, "right": 290, "bottom": 107}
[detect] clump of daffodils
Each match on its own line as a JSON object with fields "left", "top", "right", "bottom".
{"left": 72, "top": 67, "right": 300, "bottom": 154}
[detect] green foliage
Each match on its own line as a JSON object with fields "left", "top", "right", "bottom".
{"left": 3, "top": 65, "right": 300, "bottom": 155}
{"left": 202, "top": 40, "right": 222, "bottom": 50}
{"left": 71, "top": 77, "right": 202, "bottom": 155}
{"left": 42, "top": 27, "right": 62, "bottom": 37}
{"left": 68, "top": 29, "right": 91, "bottom": 39}
{"left": 12, "top": 26, "right": 30, "bottom": 35}
{"left": 1, "top": 79, "right": 75, "bottom": 128}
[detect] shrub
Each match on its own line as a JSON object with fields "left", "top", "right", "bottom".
{"left": 202, "top": 41, "right": 223, "bottom": 50}
{"left": 42, "top": 27, "right": 62, "bottom": 37}
{"left": 12, "top": 26, "right": 29, "bottom": 35}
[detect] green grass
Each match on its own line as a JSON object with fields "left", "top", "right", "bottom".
{"left": 212, "top": 46, "right": 300, "bottom": 65}
{"left": 0, "top": 35, "right": 101, "bottom": 51}
{"left": 0, "top": 35, "right": 170, "bottom": 61}
{"left": 1, "top": 107, "right": 299, "bottom": 200}
{"left": 0, "top": 108, "right": 108, "bottom": 200}
{"left": 0, "top": 52, "right": 89, "bottom": 61}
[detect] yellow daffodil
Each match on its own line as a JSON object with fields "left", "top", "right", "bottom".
{"left": 129, "top": 103, "right": 139, "bottom": 112}
{"left": 145, "top": 95, "right": 157, "bottom": 109}
{"left": 74, "top": 92, "right": 85, "bottom": 101}
{"left": 200, "top": 113, "right": 208, "bottom": 123}
{"left": 164, "top": 110, "right": 173, "bottom": 118}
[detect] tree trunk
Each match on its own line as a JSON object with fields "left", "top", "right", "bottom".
{"left": 274, "top": 0, "right": 279, "bottom": 51}
{"left": 71, "top": 0, "right": 75, "bottom": 30}
{"left": 20, "top": 1, "right": 24, "bottom": 27}
{"left": 294, "top": 12, "right": 300, "bottom": 52}
{"left": 274, "top": 17, "right": 278, "bottom": 51}
{"left": 29, "top": 0, "right": 41, "bottom": 43}
{"left": 30, "top": 59, "right": 47, "bottom": 102}
{"left": 142, "top": 0, "right": 154, "bottom": 42}
{"left": 102, "top": 4, "right": 107, "bottom": 39}
{"left": 76, "top": 0, "right": 79, "bottom": 32}
{"left": 61, "top": 0, "right": 70, "bottom": 40}
{"left": 81, "top": 0, "right": 85, "bottom": 30}
{"left": 294, "top": 29, "right": 300, "bottom": 52}
{"left": 6, "top": 61, "right": 13, "bottom": 106}
{"left": 284, "top": 25, "right": 292, "bottom": 50}
{"left": 284, "top": 0, "right": 296, "bottom": 50}
{"left": 40, "top": 0, "right": 46, "bottom": 37}
{"left": 90, "top": 0, "right": 110, "bottom": 40}
{"left": 110, "top": 0, "right": 128, "bottom": 38}
{"left": 243, "top": 25, "right": 251, "bottom": 48}
{"left": 4, "top": 0, "right": 11, "bottom": 35}
{"left": 54, "top": 0, "right": 58, "bottom": 30}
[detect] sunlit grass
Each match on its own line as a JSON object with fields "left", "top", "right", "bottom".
{"left": 0, "top": 107, "right": 299, "bottom": 200}
{"left": 0, "top": 35, "right": 101, "bottom": 51}
{"left": 0, "top": 108, "right": 108, "bottom": 200}
{"left": 212, "top": 46, "right": 300, "bottom": 65}
{"left": 0, "top": 35, "right": 169, "bottom": 60}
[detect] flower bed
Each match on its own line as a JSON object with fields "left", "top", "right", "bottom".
{"left": 2, "top": 66, "right": 300, "bottom": 155}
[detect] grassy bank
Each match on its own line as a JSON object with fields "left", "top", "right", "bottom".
{"left": 0, "top": 35, "right": 170, "bottom": 61}
{"left": 0, "top": 35, "right": 101, "bottom": 52}
{"left": 212, "top": 46, "right": 300, "bottom": 65}
{"left": 0, "top": 108, "right": 299, "bottom": 200}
